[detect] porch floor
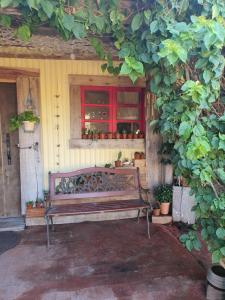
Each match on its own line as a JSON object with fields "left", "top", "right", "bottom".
{"left": 0, "top": 219, "right": 207, "bottom": 300}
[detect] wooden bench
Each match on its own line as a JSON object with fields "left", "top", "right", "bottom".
{"left": 45, "top": 167, "right": 151, "bottom": 247}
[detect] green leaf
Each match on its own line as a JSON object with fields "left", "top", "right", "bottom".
{"left": 185, "top": 240, "right": 193, "bottom": 251}
{"left": 16, "top": 24, "right": 31, "bottom": 41}
{"left": 179, "top": 121, "right": 192, "bottom": 140}
{"left": 216, "top": 228, "right": 225, "bottom": 240}
{"left": 41, "top": 0, "right": 54, "bottom": 18}
{"left": 193, "top": 124, "right": 205, "bottom": 136}
{"left": 62, "top": 14, "right": 74, "bottom": 32}
{"left": 220, "top": 247, "right": 225, "bottom": 256}
{"left": 203, "top": 70, "right": 211, "bottom": 84}
{"left": 1, "top": 0, "right": 13, "bottom": 8}
{"left": 150, "top": 20, "right": 158, "bottom": 33}
{"left": 131, "top": 13, "right": 143, "bottom": 31}
{"left": 120, "top": 62, "right": 132, "bottom": 75}
{"left": 72, "top": 22, "right": 86, "bottom": 39}
{"left": 216, "top": 168, "right": 225, "bottom": 183}
{"left": 212, "top": 250, "right": 221, "bottom": 263}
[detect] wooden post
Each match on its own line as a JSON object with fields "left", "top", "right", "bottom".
{"left": 16, "top": 76, "right": 43, "bottom": 215}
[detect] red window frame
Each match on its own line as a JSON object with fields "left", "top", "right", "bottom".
{"left": 81, "top": 86, "right": 144, "bottom": 133}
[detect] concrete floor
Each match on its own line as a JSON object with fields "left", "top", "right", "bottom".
{"left": 0, "top": 219, "right": 207, "bottom": 300}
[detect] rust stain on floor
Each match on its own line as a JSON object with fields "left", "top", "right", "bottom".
{"left": 0, "top": 219, "right": 206, "bottom": 300}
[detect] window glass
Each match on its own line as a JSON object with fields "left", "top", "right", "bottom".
{"left": 85, "top": 107, "right": 109, "bottom": 120}
{"left": 116, "top": 122, "right": 140, "bottom": 133}
{"left": 85, "top": 91, "right": 109, "bottom": 105}
{"left": 117, "top": 107, "right": 139, "bottom": 120}
{"left": 85, "top": 122, "right": 109, "bottom": 133}
{"left": 117, "top": 92, "right": 139, "bottom": 105}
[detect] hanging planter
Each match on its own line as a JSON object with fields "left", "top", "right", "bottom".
{"left": 23, "top": 121, "right": 35, "bottom": 132}
{"left": 9, "top": 111, "right": 40, "bottom": 133}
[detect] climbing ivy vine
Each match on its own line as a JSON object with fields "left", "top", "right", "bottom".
{"left": 0, "top": 0, "right": 225, "bottom": 263}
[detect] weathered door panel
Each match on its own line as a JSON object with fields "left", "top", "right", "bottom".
{"left": 0, "top": 83, "right": 20, "bottom": 216}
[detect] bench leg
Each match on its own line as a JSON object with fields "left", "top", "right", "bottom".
{"left": 147, "top": 208, "right": 150, "bottom": 239}
{"left": 137, "top": 209, "right": 141, "bottom": 223}
{"left": 50, "top": 216, "right": 54, "bottom": 231}
{"left": 45, "top": 215, "right": 50, "bottom": 248}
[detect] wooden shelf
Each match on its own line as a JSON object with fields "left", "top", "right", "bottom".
{"left": 69, "top": 138, "right": 145, "bottom": 149}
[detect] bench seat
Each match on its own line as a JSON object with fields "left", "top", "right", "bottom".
{"left": 46, "top": 199, "right": 149, "bottom": 217}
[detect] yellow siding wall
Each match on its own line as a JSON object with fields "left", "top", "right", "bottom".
{"left": 0, "top": 58, "right": 144, "bottom": 188}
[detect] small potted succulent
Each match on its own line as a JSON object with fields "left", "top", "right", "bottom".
{"left": 133, "top": 130, "right": 138, "bottom": 139}
{"left": 138, "top": 131, "right": 145, "bottom": 139}
{"left": 82, "top": 128, "right": 88, "bottom": 139}
{"left": 107, "top": 132, "right": 113, "bottom": 139}
{"left": 115, "top": 132, "right": 121, "bottom": 139}
{"left": 87, "top": 129, "right": 93, "bottom": 139}
{"left": 35, "top": 198, "right": 44, "bottom": 208}
{"left": 153, "top": 184, "right": 173, "bottom": 215}
{"left": 122, "top": 129, "right": 127, "bottom": 139}
{"left": 134, "top": 151, "right": 141, "bottom": 160}
{"left": 127, "top": 132, "right": 133, "bottom": 139}
{"left": 9, "top": 110, "right": 40, "bottom": 132}
{"left": 115, "top": 151, "right": 122, "bottom": 167}
{"left": 92, "top": 129, "right": 99, "bottom": 140}
{"left": 26, "top": 201, "right": 34, "bottom": 209}
{"left": 99, "top": 131, "right": 105, "bottom": 139}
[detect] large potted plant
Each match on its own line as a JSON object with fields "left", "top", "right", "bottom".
{"left": 9, "top": 110, "right": 40, "bottom": 132}
{"left": 153, "top": 184, "right": 172, "bottom": 215}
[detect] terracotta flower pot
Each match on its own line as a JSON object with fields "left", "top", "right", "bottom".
{"left": 134, "top": 152, "right": 141, "bottom": 160}
{"left": 107, "top": 133, "right": 113, "bottom": 139}
{"left": 26, "top": 204, "right": 33, "bottom": 209}
{"left": 115, "top": 133, "right": 121, "bottom": 139}
{"left": 99, "top": 133, "right": 105, "bottom": 139}
{"left": 133, "top": 133, "right": 138, "bottom": 139}
{"left": 127, "top": 133, "right": 133, "bottom": 139}
{"left": 153, "top": 208, "right": 161, "bottom": 216}
{"left": 122, "top": 133, "right": 127, "bottom": 139}
{"left": 93, "top": 133, "right": 99, "bottom": 140}
{"left": 115, "top": 160, "right": 122, "bottom": 167}
{"left": 160, "top": 202, "right": 170, "bottom": 215}
{"left": 82, "top": 134, "right": 88, "bottom": 139}
{"left": 87, "top": 134, "right": 92, "bottom": 139}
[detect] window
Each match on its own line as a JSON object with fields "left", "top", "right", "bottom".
{"left": 81, "top": 86, "right": 144, "bottom": 135}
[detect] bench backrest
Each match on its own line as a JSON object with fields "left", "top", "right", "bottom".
{"left": 49, "top": 167, "right": 141, "bottom": 202}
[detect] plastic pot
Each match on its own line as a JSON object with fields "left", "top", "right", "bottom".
{"left": 206, "top": 265, "right": 225, "bottom": 300}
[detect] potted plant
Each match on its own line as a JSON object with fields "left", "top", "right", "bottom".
{"left": 127, "top": 132, "right": 133, "bottom": 139}
{"left": 115, "top": 132, "right": 121, "bottom": 139}
{"left": 99, "top": 131, "right": 105, "bottom": 139}
{"left": 115, "top": 151, "right": 122, "bottom": 167}
{"left": 92, "top": 129, "right": 99, "bottom": 140}
{"left": 87, "top": 129, "right": 93, "bottom": 139}
{"left": 26, "top": 201, "right": 34, "bottom": 209}
{"left": 9, "top": 110, "right": 40, "bottom": 132}
{"left": 35, "top": 198, "right": 44, "bottom": 208}
{"left": 152, "top": 201, "right": 161, "bottom": 216}
{"left": 121, "top": 129, "right": 127, "bottom": 139}
{"left": 107, "top": 132, "right": 113, "bottom": 139}
{"left": 134, "top": 151, "right": 141, "bottom": 160}
{"left": 138, "top": 131, "right": 145, "bottom": 139}
{"left": 133, "top": 130, "right": 138, "bottom": 139}
{"left": 153, "top": 184, "right": 173, "bottom": 215}
{"left": 82, "top": 128, "right": 88, "bottom": 139}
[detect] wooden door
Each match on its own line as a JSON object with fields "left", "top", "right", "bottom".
{"left": 0, "top": 83, "right": 21, "bottom": 216}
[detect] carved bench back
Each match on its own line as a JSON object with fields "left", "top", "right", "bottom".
{"left": 49, "top": 167, "right": 141, "bottom": 202}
